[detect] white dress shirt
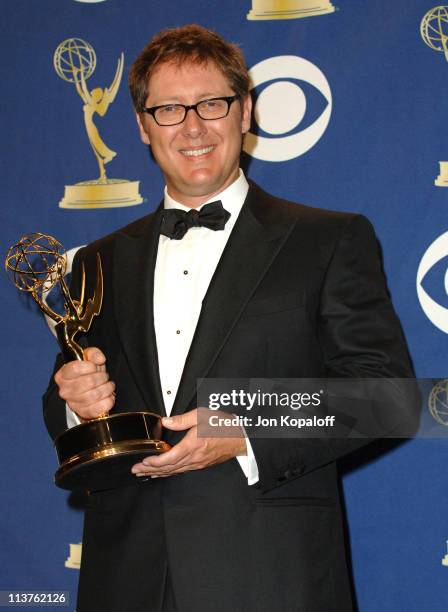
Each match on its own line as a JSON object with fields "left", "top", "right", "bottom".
{"left": 66, "top": 170, "right": 259, "bottom": 485}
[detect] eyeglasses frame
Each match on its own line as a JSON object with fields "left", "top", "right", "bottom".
{"left": 142, "top": 94, "right": 241, "bottom": 126}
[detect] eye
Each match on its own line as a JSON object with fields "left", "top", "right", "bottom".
{"left": 198, "top": 99, "right": 227, "bottom": 114}
{"left": 243, "top": 55, "right": 332, "bottom": 162}
{"left": 416, "top": 231, "right": 448, "bottom": 333}
{"left": 201, "top": 99, "right": 220, "bottom": 108}
{"left": 159, "top": 104, "right": 181, "bottom": 115}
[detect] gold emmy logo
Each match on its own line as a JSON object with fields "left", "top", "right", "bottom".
{"left": 428, "top": 379, "right": 448, "bottom": 426}
{"left": 65, "top": 542, "right": 82, "bottom": 569}
{"left": 443, "top": 541, "right": 448, "bottom": 566}
{"left": 53, "top": 38, "right": 143, "bottom": 208}
{"left": 420, "top": 6, "right": 448, "bottom": 187}
{"left": 247, "top": 0, "right": 336, "bottom": 20}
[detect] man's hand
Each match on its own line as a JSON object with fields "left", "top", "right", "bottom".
{"left": 54, "top": 347, "right": 115, "bottom": 420}
{"left": 131, "top": 408, "right": 247, "bottom": 477}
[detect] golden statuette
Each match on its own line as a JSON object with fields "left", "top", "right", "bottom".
{"left": 420, "top": 6, "right": 448, "bottom": 187}
{"left": 54, "top": 38, "right": 143, "bottom": 208}
{"left": 6, "top": 233, "right": 102, "bottom": 362}
{"left": 6, "top": 233, "right": 169, "bottom": 491}
{"left": 247, "top": 0, "right": 336, "bottom": 20}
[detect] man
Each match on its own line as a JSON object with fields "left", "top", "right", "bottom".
{"left": 43, "top": 25, "right": 415, "bottom": 612}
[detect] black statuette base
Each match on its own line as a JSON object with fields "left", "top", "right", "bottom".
{"left": 54, "top": 412, "right": 170, "bottom": 491}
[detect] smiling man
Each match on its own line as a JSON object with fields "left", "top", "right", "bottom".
{"left": 43, "top": 25, "right": 415, "bottom": 612}
{"left": 135, "top": 61, "right": 251, "bottom": 205}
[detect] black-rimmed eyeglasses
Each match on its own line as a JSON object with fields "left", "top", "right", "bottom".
{"left": 143, "top": 95, "right": 240, "bottom": 126}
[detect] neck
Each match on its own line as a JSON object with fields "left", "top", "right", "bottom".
{"left": 166, "top": 170, "right": 240, "bottom": 209}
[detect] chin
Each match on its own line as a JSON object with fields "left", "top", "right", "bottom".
{"left": 183, "top": 174, "right": 220, "bottom": 194}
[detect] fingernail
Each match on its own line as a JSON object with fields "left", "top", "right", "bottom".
{"left": 163, "top": 417, "right": 173, "bottom": 424}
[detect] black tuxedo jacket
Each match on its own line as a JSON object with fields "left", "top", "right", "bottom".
{"left": 43, "top": 181, "right": 415, "bottom": 612}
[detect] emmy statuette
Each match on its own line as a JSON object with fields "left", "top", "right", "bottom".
{"left": 247, "top": 0, "right": 336, "bottom": 20}
{"left": 421, "top": 6, "right": 448, "bottom": 187}
{"left": 53, "top": 38, "right": 143, "bottom": 208}
{"left": 5, "top": 234, "right": 170, "bottom": 491}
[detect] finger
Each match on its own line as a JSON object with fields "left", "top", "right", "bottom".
{"left": 55, "top": 360, "right": 99, "bottom": 384}
{"left": 134, "top": 460, "right": 204, "bottom": 477}
{"left": 83, "top": 347, "right": 107, "bottom": 367}
{"left": 70, "top": 394, "right": 115, "bottom": 420}
{"left": 131, "top": 444, "right": 189, "bottom": 473}
{"left": 58, "top": 370, "right": 110, "bottom": 397}
{"left": 58, "top": 373, "right": 111, "bottom": 404}
{"left": 134, "top": 472, "right": 169, "bottom": 479}
{"left": 143, "top": 429, "right": 200, "bottom": 467}
{"left": 71, "top": 380, "right": 116, "bottom": 408}
{"left": 131, "top": 444, "right": 207, "bottom": 475}
{"left": 139, "top": 448, "right": 187, "bottom": 470}
{"left": 162, "top": 409, "right": 198, "bottom": 431}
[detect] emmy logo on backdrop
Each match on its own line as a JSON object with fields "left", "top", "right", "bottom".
{"left": 247, "top": 0, "right": 336, "bottom": 20}
{"left": 442, "top": 541, "right": 448, "bottom": 567}
{"left": 420, "top": 6, "right": 448, "bottom": 187}
{"left": 428, "top": 379, "right": 448, "bottom": 426}
{"left": 65, "top": 543, "right": 82, "bottom": 570}
{"left": 54, "top": 38, "right": 143, "bottom": 208}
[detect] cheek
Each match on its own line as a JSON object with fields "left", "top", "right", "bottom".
{"left": 152, "top": 137, "right": 177, "bottom": 164}
{"left": 149, "top": 125, "right": 177, "bottom": 151}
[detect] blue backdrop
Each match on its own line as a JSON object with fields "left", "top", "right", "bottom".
{"left": 1, "top": 1, "right": 447, "bottom": 610}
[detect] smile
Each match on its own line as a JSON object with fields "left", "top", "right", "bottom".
{"left": 180, "top": 146, "right": 215, "bottom": 157}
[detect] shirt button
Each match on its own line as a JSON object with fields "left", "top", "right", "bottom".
{"left": 167, "top": 390, "right": 172, "bottom": 395}
{"left": 176, "top": 330, "right": 181, "bottom": 335}
{"left": 183, "top": 270, "right": 188, "bottom": 275}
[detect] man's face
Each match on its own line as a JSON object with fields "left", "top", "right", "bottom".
{"left": 136, "top": 60, "right": 252, "bottom": 207}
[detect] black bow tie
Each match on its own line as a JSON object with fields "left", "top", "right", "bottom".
{"left": 160, "top": 200, "right": 231, "bottom": 240}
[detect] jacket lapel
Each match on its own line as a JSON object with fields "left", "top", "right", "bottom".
{"left": 171, "top": 183, "right": 297, "bottom": 416}
{"left": 113, "top": 207, "right": 166, "bottom": 417}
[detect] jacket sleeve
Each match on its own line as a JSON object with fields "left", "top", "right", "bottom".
{"left": 248, "top": 214, "right": 420, "bottom": 492}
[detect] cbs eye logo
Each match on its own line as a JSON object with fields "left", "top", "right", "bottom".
{"left": 417, "top": 231, "right": 448, "bottom": 334}
{"left": 244, "top": 55, "right": 332, "bottom": 162}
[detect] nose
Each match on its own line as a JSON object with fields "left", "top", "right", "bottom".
{"left": 182, "top": 107, "right": 206, "bottom": 138}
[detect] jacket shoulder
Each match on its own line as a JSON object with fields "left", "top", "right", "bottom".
{"left": 76, "top": 209, "right": 159, "bottom": 259}
{"left": 247, "top": 179, "right": 372, "bottom": 234}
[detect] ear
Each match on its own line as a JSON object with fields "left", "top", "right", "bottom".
{"left": 135, "top": 112, "right": 151, "bottom": 146}
{"left": 240, "top": 94, "right": 252, "bottom": 135}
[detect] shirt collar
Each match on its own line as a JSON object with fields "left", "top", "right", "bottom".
{"left": 163, "top": 170, "right": 249, "bottom": 224}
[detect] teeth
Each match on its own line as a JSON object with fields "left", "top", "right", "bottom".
{"left": 181, "top": 146, "right": 214, "bottom": 157}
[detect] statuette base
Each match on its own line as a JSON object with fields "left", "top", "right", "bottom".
{"left": 247, "top": 0, "right": 336, "bottom": 20}
{"left": 54, "top": 411, "right": 170, "bottom": 491}
{"left": 435, "top": 162, "right": 448, "bottom": 187}
{"left": 59, "top": 179, "right": 143, "bottom": 209}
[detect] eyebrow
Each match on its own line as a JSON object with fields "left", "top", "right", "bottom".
{"left": 148, "top": 92, "right": 229, "bottom": 106}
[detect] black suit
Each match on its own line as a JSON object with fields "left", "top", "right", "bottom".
{"left": 43, "top": 181, "right": 416, "bottom": 612}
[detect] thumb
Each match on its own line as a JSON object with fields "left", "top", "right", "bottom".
{"left": 83, "top": 347, "right": 107, "bottom": 368}
{"left": 162, "top": 410, "right": 197, "bottom": 431}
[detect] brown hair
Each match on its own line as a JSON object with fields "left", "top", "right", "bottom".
{"left": 128, "top": 24, "right": 250, "bottom": 112}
